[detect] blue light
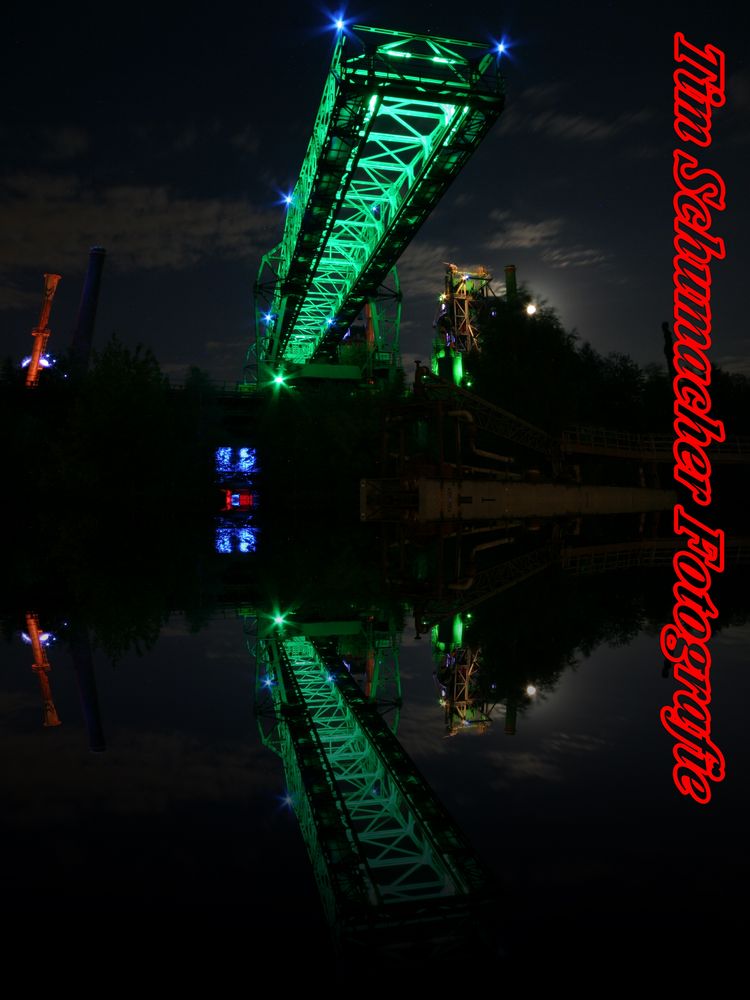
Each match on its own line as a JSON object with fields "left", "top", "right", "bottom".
{"left": 492, "top": 34, "right": 512, "bottom": 58}
{"left": 215, "top": 445, "right": 257, "bottom": 480}
{"left": 215, "top": 447, "right": 233, "bottom": 475}
{"left": 336, "top": 18, "right": 344, "bottom": 29}
{"left": 284, "top": 193, "right": 293, "bottom": 205}
{"left": 215, "top": 528, "right": 232, "bottom": 554}
{"left": 231, "top": 493, "right": 240, "bottom": 507}
{"left": 326, "top": 317, "right": 334, "bottom": 326}
{"left": 263, "top": 675, "right": 276, "bottom": 688}
{"left": 237, "top": 447, "right": 256, "bottom": 475}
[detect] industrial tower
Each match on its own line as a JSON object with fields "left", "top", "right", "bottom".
{"left": 24, "top": 274, "right": 61, "bottom": 387}
{"left": 432, "top": 263, "right": 497, "bottom": 385}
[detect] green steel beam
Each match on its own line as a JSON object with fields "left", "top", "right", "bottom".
{"left": 251, "top": 25, "right": 504, "bottom": 379}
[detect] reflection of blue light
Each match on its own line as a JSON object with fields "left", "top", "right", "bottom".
{"left": 237, "top": 526, "right": 256, "bottom": 553}
{"left": 326, "top": 673, "right": 335, "bottom": 683}
{"left": 342, "top": 659, "right": 352, "bottom": 671}
{"left": 280, "top": 791, "right": 294, "bottom": 808}
{"left": 215, "top": 521, "right": 257, "bottom": 554}
{"left": 263, "top": 675, "right": 275, "bottom": 688}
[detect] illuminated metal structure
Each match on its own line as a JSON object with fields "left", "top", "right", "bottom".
{"left": 433, "top": 614, "right": 493, "bottom": 735}
{"left": 24, "top": 613, "right": 61, "bottom": 728}
{"left": 433, "top": 264, "right": 496, "bottom": 384}
{"left": 248, "top": 24, "right": 505, "bottom": 388}
{"left": 25, "top": 274, "right": 61, "bottom": 387}
{"left": 252, "top": 615, "right": 494, "bottom": 955}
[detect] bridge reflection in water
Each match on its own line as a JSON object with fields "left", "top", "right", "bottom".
{"left": 252, "top": 616, "right": 498, "bottom": 962}
{"left": 233, "top": 506, "right": 750, "bottom": 964}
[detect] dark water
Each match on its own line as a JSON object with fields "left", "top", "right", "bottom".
{"left": 2, "top": 504, "right": 748, "bottom": 976}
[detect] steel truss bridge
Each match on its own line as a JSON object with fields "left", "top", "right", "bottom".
{"left": 247, "top": 24, "right": 504, "bottom": 389}
{"left": 248, "top": 613, "right": 496, "bottom": 958}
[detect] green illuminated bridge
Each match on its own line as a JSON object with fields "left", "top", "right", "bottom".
{"left": 246, "top": 24, "right": 504, "bottom": 388}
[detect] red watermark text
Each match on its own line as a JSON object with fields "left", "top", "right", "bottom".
{"left": 661, "top": 33, "right": 727, "bottom": 804}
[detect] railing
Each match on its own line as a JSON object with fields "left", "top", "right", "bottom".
{"left": 562, "top": 425, "right": 750, "bottom": 461}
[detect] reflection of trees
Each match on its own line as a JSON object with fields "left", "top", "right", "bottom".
{"left": 450, "top": 543, "right": 750, "bottom": 713}
{"left": 1, "top": 337, "right": 227, "bottom": 659}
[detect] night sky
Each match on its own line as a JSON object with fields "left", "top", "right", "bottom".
{"left": 2, "top": 1, "right": 746, "bottom": 383}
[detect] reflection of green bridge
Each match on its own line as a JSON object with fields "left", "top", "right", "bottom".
{"left": 249, "top": 617, "right": 495, "bottom": 957}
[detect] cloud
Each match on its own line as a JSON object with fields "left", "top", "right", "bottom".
{"left": 541, "top": 246, "right": 609, "bottom": 268}
{"left": 486, "top": 211, "right": 609, "bottom": 269}
{"left": 0, "top": 171, "right": 280, "bottom": 294}
{"left": 526, "top": 110, "right": 619, "bottom": 142}
{"left": 395, "top": 240, "right": 454, "bottom": 298}
{"left": 230, "top": 126, "right": 261, "bottom": 155}
{"left": 716, "top": 355, "right": 750, "bottom": 377}
{"left": 487, "top": 212, "right": 562, "bottom": 249}
{"left": 495, "top": 85, "right": 655, "bottom": 144}
{"left": 542, "top": 731, "right": 609, "bottom": 754}
{"left": 38, "top": 125, "right": 90, "bottom": 160}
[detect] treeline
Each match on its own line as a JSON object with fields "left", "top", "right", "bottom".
{"left": 0, "top": 339, "right": 226, "bottom": 657}
{"left": 0, "top": 337, "right": 396, "bottom": 657}
{"left": 465, "top": 294, "right": 750, "bottom": 435}
{"left": 1, "top": 337, "right": 220, "bottom": 512}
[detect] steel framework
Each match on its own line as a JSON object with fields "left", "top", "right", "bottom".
{"left": 249, "top": 24, "right": 504, "bottom": 385}
{"left": 432, "top": 264, "right": 496, "bottom": 382}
